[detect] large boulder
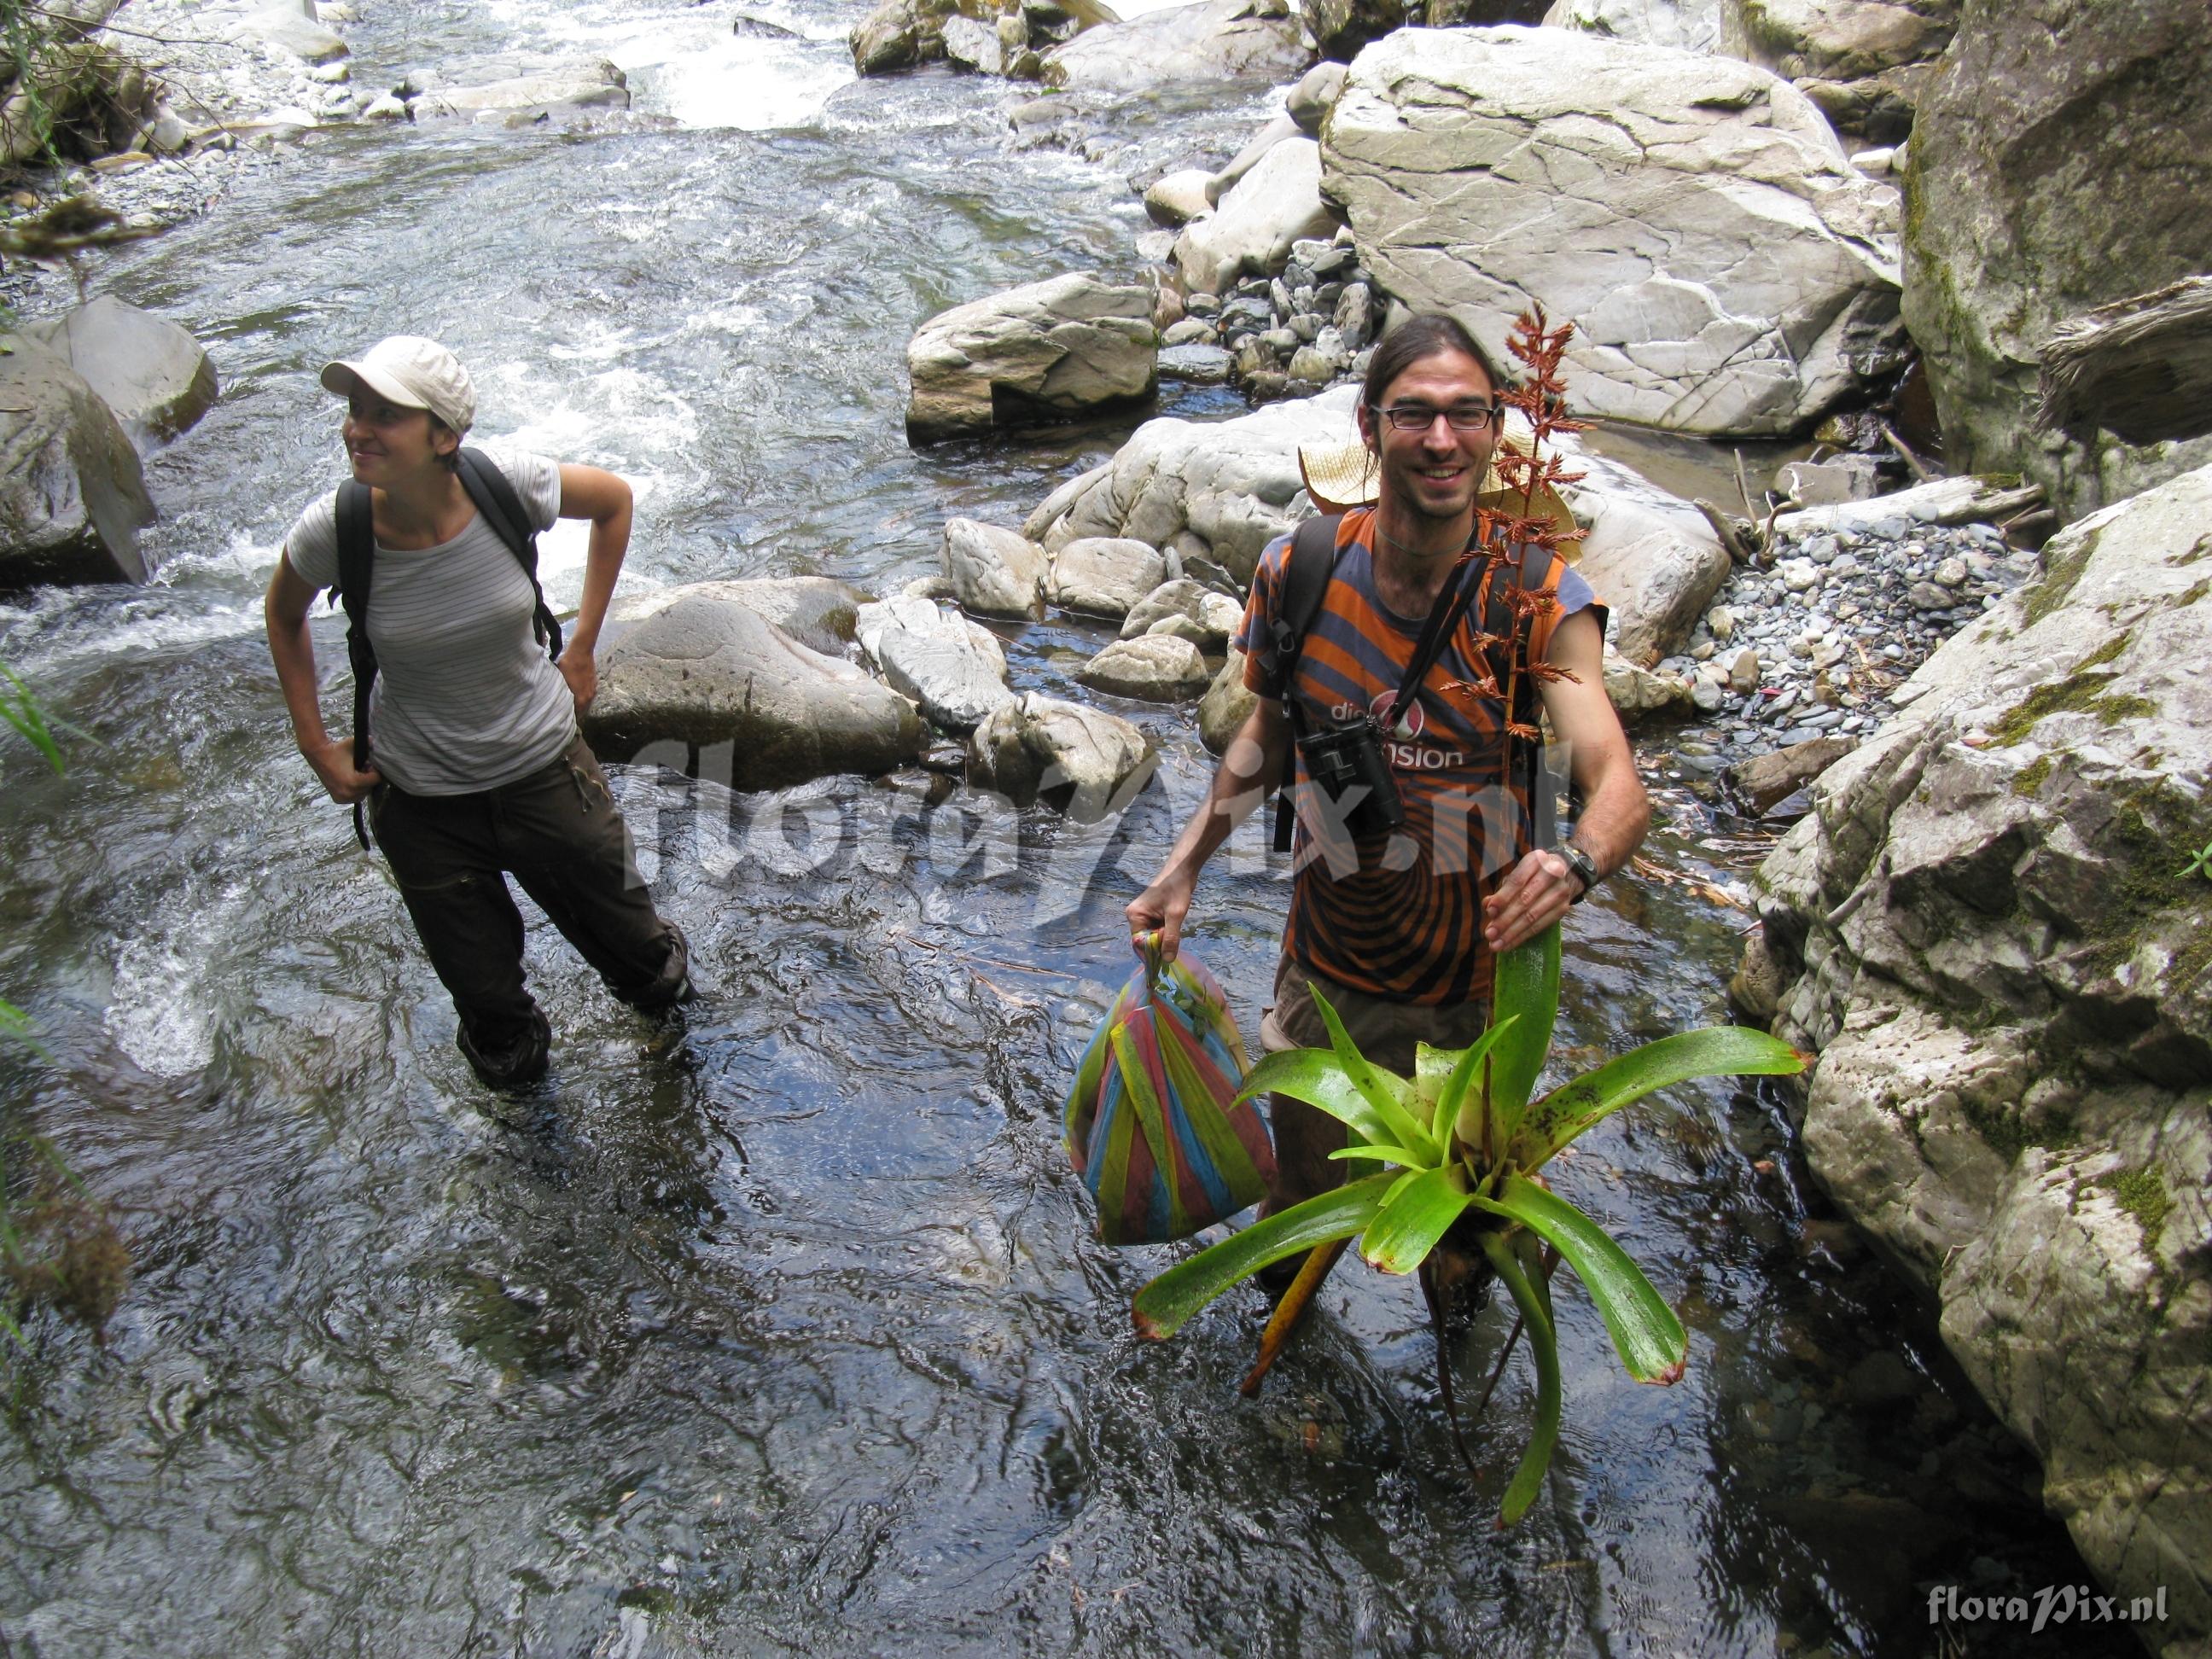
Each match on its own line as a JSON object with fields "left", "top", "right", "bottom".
{"left": 1901, "top": 0, "right": 2212, "bottom": 523}
{"left": 1752, "top": 462, "right": 2212, "bottom": 1648}
{"left": 856, "top": 594, "right": 1015, "bottom": 731}
{"left": 410, "top": 62, "right": 630, "bottom": 119}
{"left": 1545, "top": 0, "right": 1956, "bottom": 139}
{"left": 1737, "top": 0, "right": 1957, "bottom": 140}
{"left": 584, "top": 585, "right": 923, "bottom": 787}
{"left": 1027, "top": 384, "right": 1360, "bottom": 583}
{"left": 608, "top": 576, "right": 862, "bottom": 656}
{"left": 0, "top": 336, "right": 155, "bottom": 589}
{"left": 967, "top": 691, "right": 1150, "bottom": 818}
{"left": 1173, "top": 137, "right": 1335, "bottom": 297}
{"left": 1197, "top": 649, "right": 1257, "bottom": 753}
{"left": 942, "top": 517, "right": 1048, "bottom": 618}
{"left": 1559, "top": 439, "right": 1731, "bottom": 664}
{"left": 1039, "top": 0, "right": 1310, "bottom": 94}
{"left": 1047, "top": 536, "right": 1166, "bottom": 618}
{"left": 23, "top": 296, "right": 218, "bottom": 442}
{"left": 905, "top": 272, "right": 1157, "bottom": 444}
{"left": 1075, "top": 634, "right": 1212, "bottom": 701}
{"left": 1322, "top": 26, "right": 1906, "bottom": 437}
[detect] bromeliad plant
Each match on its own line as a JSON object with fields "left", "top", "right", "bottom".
{"left": 1131, "top": 923, "right": 1806, "bottom": 1525}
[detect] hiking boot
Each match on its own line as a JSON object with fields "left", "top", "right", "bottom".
{"left": 457, "top": 1009, "right": 551, "bottom": 1090}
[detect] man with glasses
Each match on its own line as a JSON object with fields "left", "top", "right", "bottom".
{"left": 1126, "top": 311, "right": 1650, "bottom": 1225}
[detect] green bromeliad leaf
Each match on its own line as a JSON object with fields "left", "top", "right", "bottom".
{"left": 1432, "top": 1016, "right": 1517, "bottom": 1151}
{"left": 1232, "top": 1048, "right": 1400, "bottom": 1149}
{"left": 1470, "top": 1174, "right": 1686, "bottom": 1385}
{"left": 1132, "top": 1173, "right": 1394, "bottom": 1340}
{"left": 1307, "top": 984, "right": 1436, "bottom": 1159}
{"left": 1358, "top": 1164, "right": 1474, "bottom": 1275}
{"left": 1510, "top": 1026, "right": 1807, "bottom": 1168}
{"left": 1481, "top": 1228, "right": 1562, "bottom": 1527}
{"left": 1467, "top": 923, "right": 1560, "bottom": 1154}
{"left": 1327, "top": 1143, "right": 1430, "bottom": 1168}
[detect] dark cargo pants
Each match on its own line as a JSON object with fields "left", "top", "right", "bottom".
{"left": 369, "top": 734, "right": 689, "bottom": 1086}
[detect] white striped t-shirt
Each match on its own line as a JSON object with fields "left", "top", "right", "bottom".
{"left": 283, "top": 450, "right": 573, "bottom": 796}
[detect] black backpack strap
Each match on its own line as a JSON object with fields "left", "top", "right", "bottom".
{"left": 334, "top": 480, "right": 377, "bottom": 852}
{"left": 455, "top": 447, "right": 563, "bottom": 662}
{"left": 1265, "top": 513, "right": 1344, "bottom": 853}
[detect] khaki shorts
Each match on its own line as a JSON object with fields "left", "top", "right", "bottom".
{"left": 1258, "top": 953, "right": 1488, "bottom": 1211}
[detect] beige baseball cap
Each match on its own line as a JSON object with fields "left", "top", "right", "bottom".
{"left": 320, "top": 335, "right": 475, "bottom": 434}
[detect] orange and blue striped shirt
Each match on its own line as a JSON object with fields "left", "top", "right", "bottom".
{"left": 1234, "top": 507, "right": 1604, "bottom": 1006}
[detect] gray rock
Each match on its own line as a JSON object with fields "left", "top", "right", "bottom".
{"left": 0, "top": 335, "right": 155, "bottom": 588}
{"left": 608, "top": 577, "right": 862, "bottom": 658}
{"left": 1159, "top": 342, "right": 1233, "bottom": 383}
{"left": 941, "top": 517, "right": 1047, "bottom": 619}
{"left": 967, "top": 691, "right": 1150, "bottom": 819}
{"left": 1197, "top": 648, "right": 1257, "bottom": 754}
{"left": 410, "top": 62, "right": 629, "bottom": 119}
{"left": 583, "top": 586, "right": 923, "bottom": 786}
{"left": 855, "top": 593, "right": 1015, "bottom": 731}
{"left": 1602, "top": 649, "right": 1694, "bottom": 721}
{"left": 231, "top": 1, "right": 348, "bottom": 62}
{"left": 1076, "top": 633, "right": 1212, "bottom": 701}
{"left": 1048, "top": 536, "right": 1167, "bottom": 618}
{"left": 1902, "top": 0, "right": 2212, "bottom": 521}
{"left": 361, "top": 91, "right": 408, "bottom": 120}
{"left": 1727, "top": 733, "right": 1854, "bottom": 814}
{"left": 1041, "top": 0, "right": 1309, "bottom": 94}
{"left": 1324, "top": 26, "right": 1904, "bottom": 436}
{"left": 1161, "top": 317, "right": 1215, "bottom": 347}
{"left": 1144, "top": 167, "right": 1214, "bottom": 229}
{"left": 1285, "top": 60, "right": 1348, "bottom": 133}
{"left": 1332, "top": 280, "right": 1373, "bottom": 352}
{"left": 1207, "top": 112, "right": 1303, "bottom": 207}
{"left": 1778, "top": 455, "right": 1883, "bottom": 506}
{"left": 1174, "top": 137, "right": 1334, "bottom": 297}
{"left": 1025, "top": 383, "right": 1360, "bottom": 583}
{"left": 1755, "top": 460, "right": 2212, "bottom": 1644}
{"left": 1120, "top": 577, "right": 1243, "bottom": 647}
{"left": 906, "top": 271, "right": 1157, "bottom": 441}
{"left": 23, "top": 295, "right": 218, "bottom": 443}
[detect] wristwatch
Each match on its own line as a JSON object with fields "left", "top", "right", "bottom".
{"left": 1560, "top": 843, "right": 1600, "bottom": 903}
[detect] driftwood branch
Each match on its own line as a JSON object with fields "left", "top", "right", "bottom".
{"left": 2038, "top": 276, "right": 2212, "bottom": 446}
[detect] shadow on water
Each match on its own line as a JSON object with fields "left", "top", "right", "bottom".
{"left": 0, "top": 2, "right": 2142, "bottom": 1652}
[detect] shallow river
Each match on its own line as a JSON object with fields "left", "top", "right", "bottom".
{"left": 0, "top": 3, "right": 2130, "bottom": 1654}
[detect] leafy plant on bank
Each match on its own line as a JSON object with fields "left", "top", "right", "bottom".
{"left": 1132, "top": 923, "right": 1806, "bottom": 1523}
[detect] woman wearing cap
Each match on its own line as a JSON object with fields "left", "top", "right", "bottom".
{"left": 264, "top": 335, "right": 689, "bottom": 1089}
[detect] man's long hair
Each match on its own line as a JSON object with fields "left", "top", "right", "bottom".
{"left": 1359, "top": 311, "right": 1514, "bottom": 410}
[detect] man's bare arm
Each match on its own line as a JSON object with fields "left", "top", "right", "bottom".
{"left": 1125, "top": 696, "right": 1290, "bottom": 958}
{"left": 1481, "top": 608, "right": 1651, "bottom": 951}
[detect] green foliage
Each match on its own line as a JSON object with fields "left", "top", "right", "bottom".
{"left": 0, "top": 658, "right": 64, "bottom": 777}
{"left": 2011, "top": 754, "right": 2054, "bottom": 799}
{"left": 2097, "top": 1165, "right": 2173, "bottom": 1254}
{"left": 1131, "top": 923, "right": 1807, "bottom": 1521}
{"left": 2181, "top": 839, "right": 2212, "bottom": 882}
{"left": 1987, "top": 670, "right": 2157, "bottom": 747}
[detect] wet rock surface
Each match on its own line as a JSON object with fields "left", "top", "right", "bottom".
{"left": 1753, "top": 461, "right": 2212, "bottom": 1644}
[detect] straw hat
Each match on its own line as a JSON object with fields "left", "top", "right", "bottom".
{"left": 1295, "top": 412, "right": 1580, "bottom": 558}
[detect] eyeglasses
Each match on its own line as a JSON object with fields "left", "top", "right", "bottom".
{"left": 1372, "top": 401, "right": 1505, "bottom": 432}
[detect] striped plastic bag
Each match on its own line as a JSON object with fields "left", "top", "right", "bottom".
{"left": 1063, "top": 933, "right": 1276, "bottom": 1245}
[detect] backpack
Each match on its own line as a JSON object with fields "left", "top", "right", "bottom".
{"left": 1250, "top": 512, "right": 1551, "bottom": 853}
{"left": 331, "top": 447, "right": 562, "bottom": 848}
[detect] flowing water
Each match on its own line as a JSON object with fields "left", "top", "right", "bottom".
{"left": 0, "top": 4, "right": 2133, "bottom": 1655}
